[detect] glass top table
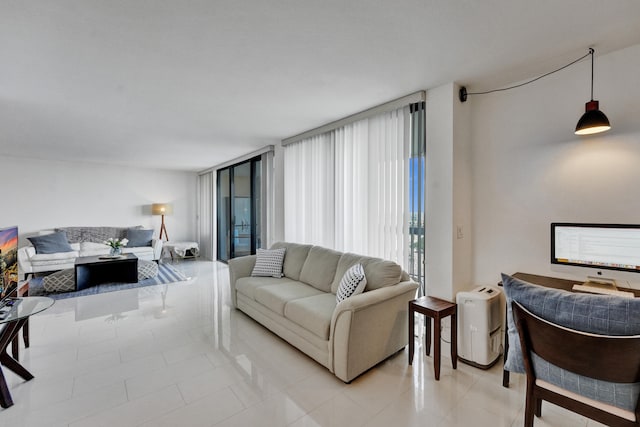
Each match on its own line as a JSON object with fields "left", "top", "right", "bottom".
{"left": 0, "top": 296, "right": 54, "bottom": 324}
{"left": 0, "top": 296, "right": 54, "bottom": 408}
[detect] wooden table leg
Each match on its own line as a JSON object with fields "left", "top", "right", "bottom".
{"left": 425, "top": 317, "right": 431, "bottom": 356}
{"left": 451, "top": 312, "right": 457, "bottom": 369}
{"left": 408, "top": 303, "right": 415, "bottom": 365}
{"left": 0, "top": 318, "right": 33, "bottom": 408}
{"left": 434, "top": 315, "right": 442, "bottom": 380}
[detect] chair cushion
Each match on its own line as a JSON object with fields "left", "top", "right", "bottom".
{"left": 284, "top": 293, "right": 337, "bottom": 340}
{"left": 503, "top": 273, "right": 640, "bottom": 412}
{"left": 254, "top": 281, "right": 324, "bottom": 316}
{"left": 336, "top": 264, "right": 367, "bottom": 303}
{"left": 251, "top": 248, "right": 286, "bottom": 278}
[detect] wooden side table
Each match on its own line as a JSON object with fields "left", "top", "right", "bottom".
{"left": 408, "top": 296, "right": 457, "bottom": 380}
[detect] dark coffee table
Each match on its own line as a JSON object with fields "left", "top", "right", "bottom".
{"left": 74, "top": 254, "right": 138, "bottom": 291}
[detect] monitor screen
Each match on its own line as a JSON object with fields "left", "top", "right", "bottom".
{"left": 551, "top": 223, "right": 640, "bottom": 273}
{"left": 0, "top": 225, "right": 19, "bottom": 296}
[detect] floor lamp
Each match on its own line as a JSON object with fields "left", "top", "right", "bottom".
{"left": 152, "top": 203, "right": 172, "bottom": 241}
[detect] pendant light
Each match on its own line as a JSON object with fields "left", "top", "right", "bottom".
{"left": 575, "top": 48, "right": 611, "bottom": 135}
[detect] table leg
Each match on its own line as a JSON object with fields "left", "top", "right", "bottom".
{"left": 451, "top": 312, "right": 457, "bottom": 370}
{"left": 23, "top": 318, "right": 29, "bottom": 348}
{"left": 502, "top": 308, "right": 510, "bottom": 387}
{"left": 408, "top": 303, "right": 414, "bottom": 365}
{"left": 434, "top": 315, "right": 441, "bottom": 380}
{"left": 425, "top": 317, "right": 431, "bottom": 356}
{"left": 0, "top": 318, "right": 33, "bottom": 408}
{"left": 0, "top": 365, "right": 13, "bottom": 408}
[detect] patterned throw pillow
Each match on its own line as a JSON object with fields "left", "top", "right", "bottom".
{"left": 336, "top": 264, "right": 367, "bottom": 303}
{"left": 251, "top": 248, "right": 286, "bottom": 278}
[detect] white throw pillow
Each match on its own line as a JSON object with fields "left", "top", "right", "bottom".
{"left": 336, "top": 264, "right": 367, "bottom": 303}
{"left": 251, "top": 248, "right": 286, "bottom": 278}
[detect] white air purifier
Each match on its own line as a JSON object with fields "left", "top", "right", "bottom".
{"left": 456, "top": 285, "right": 503, "bottom": 369}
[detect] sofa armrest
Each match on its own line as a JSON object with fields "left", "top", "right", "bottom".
{"left": 228, "top": 255, "right": 257, "bottom": 308}
{"left": 329, "top": 280, "right": 419, "bottom": 382}
{"left": 151, "top": 238, "right": 163, "bottom": 260}
{"left": 17, "top": 246, "right": 36, "bottom": 277}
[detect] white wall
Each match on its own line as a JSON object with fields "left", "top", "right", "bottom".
{"left": 0, "top": 156, "right": 197, "bottom": 245}
{"left": 470, "top": 43, "right": 640, "bottom": 288}
{"left": 425, "top": 83, "right": 473, "bottom": 301}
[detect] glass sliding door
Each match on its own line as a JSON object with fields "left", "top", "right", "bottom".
{"left": 232, "top": 162, "right": 252, "bottom": 257}
{"left": 217, "top": 156, "right": 262, "bottom": 262}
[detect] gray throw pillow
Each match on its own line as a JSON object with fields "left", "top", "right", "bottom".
{"left": 126, "top": 228, "right": 154, "bottom": 247}
{"left": 28, "top": 231, "right": 74, "bottom": 254}
{"left": 502, "top": 273, "right": 640, "bottom": 411}
{"left": 251, "top": 248, "right": 286, "bottom": 278}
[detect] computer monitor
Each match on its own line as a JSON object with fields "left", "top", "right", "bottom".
{"left": 551, "top": 223, "right": 640, "bottom": 288}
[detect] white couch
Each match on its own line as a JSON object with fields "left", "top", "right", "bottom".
{"left": 18, "top": 226, "right": 163, "bottom": 279}
{"left": 228, "top": 242, "right": 419, "bottom": 383}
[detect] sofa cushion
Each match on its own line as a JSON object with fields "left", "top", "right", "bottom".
{"left": 251, "top": 248, "right": 286, "bottom": 278}
{"left": 55, "top": 226, "right": 142, "bottom": 243}
{"left": 336, "top": 264, "right": 367, "bottom": 303}
{"left": 254, "top": 281, "right": 324, "bottom": 316}
{"left": 122, "top": 247, "right": 154, "bottom": 261}
{"left": 28, "top": 231, "right": 74, "bottom": 254}
{"left": 80, "top": 242, "right": 111, "bottom": 257}
{"left": 331, "top": 253, "right": 402, "bottom": 293}
{"left": 284, "top": 293, "right": 337, "bottom": 340}
{"left": 31, "top": 251, "right": 79, "bottom": 267}
{"left": 270, "top": 242, "right": 313, "bottom": 280}
{"left": 235, "top": 277, "right": 297, "bottom": 301}
{"left": 299, "top": 246, "right": 342, "bottom": 292}
{"left": 126, "top": 228, "right": 154, "bottom": 247}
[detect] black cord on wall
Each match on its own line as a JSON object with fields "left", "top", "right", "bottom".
{"left": 459, "top": 49, "right": 593, "bottom": 102}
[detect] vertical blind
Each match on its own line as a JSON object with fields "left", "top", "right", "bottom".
{"left": 283, "top": 103, "right": 421, "bottom": 269}
{"left": 197, "top": 172, "right": 214, "bottom": 260}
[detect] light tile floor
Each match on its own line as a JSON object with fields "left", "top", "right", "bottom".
{"left": 0, "top": 260, "right": 606, "bottom": 426}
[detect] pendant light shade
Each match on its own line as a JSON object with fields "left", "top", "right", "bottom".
{"left": 575, "top": 100, "right": 611, "bottom": 135}
{"left": 575, "top": 48, "right": 610, "bottom": 136}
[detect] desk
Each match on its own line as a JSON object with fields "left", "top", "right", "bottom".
{"left": 408, "top": 296, "right": 457, "bottom": 380}
{"left": 501, "top": 273, "right": 640, "bottom": 387}
{"left": 0, "top": 296, "right": 54, "bottom": 408}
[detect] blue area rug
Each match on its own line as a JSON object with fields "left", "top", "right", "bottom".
{"left": 29, "top": 263, "right": 190, "bottom": 300}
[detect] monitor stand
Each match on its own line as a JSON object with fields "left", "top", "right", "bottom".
{"left": 572, "top": 276, "right": 635, "bottom": 297}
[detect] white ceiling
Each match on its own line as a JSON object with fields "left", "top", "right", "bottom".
{"left": 2, "top": 1, "right": 640, "bottom": 172}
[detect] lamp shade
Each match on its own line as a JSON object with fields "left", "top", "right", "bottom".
{"left": 575, "top": 100, "right": 611, "bottom": 135}
{"left": 151, "top": 203, "right": 173, "bottom": 215}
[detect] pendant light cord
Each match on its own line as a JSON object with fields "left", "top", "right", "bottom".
{"left": 460, "top": 49, "right": 593, "bottom": 101}
{"left": 590, "top": 47, "right": 594, "bottom": 100}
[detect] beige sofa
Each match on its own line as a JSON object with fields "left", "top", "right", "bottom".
{"left": 228, "top": 242, "right": 419, "bottom": 382}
